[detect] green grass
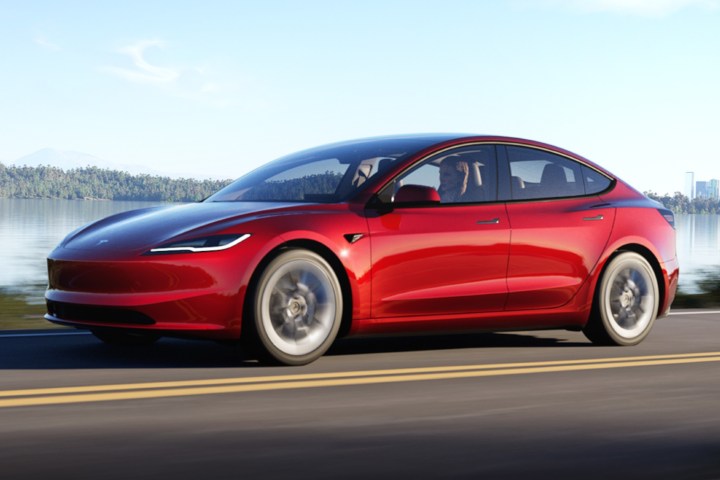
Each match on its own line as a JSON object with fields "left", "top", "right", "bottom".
{"left": 672, "top": 268, "right": 720, "bottom": 309}
{"left": 672, "top": 291, "right": 720, "bottom": 308}
{"left": 0, "top": 286, "right": 62, "bottom": 330}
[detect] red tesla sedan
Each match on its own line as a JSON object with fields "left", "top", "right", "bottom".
{"left": 45, "top": 134, "right": 679, "bottom": 365}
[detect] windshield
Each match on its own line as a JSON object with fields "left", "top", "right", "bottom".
{"left": 205, "top": 136, "right": 443, "bottom": 203}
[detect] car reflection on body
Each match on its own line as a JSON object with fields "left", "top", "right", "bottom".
{"left": 45, "top": 134, "right": 679, "bottom": 365}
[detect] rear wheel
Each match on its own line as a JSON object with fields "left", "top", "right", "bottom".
{"left": 92, "top": 329, "right": 160, "bottom": 346}
{"left": 584, "top": 252, "right": 659, "bottom": 346}
{"left": 251, "top": 249, "right": 343, "bottom": 366}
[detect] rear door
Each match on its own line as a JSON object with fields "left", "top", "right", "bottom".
{"left": 502, "top": 145, "right": 616, "bottom": 310}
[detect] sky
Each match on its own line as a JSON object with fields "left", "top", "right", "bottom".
{"left": 1, "top": 0, "right": 719, "bottom": 195}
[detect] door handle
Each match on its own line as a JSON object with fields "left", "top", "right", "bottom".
{"left": 476, "top": 218, "right": 500, "bottom": 225}
{"left": 583, "top": 214, "right": 604, "bottom": 221}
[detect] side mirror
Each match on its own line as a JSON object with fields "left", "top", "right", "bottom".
{"left": 394, "top": 185, "right": 441, "bottom": 205}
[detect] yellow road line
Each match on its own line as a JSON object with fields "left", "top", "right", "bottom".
{"left": 1, "top": 351, "right": 719, "bottom": 398}
{"left": 1, "top": 352, "right": 719, "bottom": 408}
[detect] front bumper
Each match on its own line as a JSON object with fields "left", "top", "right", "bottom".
{"left": 44, "top": 252, "right": 248, "bottom": 338}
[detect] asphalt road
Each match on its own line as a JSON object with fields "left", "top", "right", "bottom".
{"left": 1, "top": 311, "right": 719, "bottom": 480}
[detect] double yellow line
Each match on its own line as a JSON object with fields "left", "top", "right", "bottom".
{"left": 2, "top": 352, "right": 719, "bottom": 408}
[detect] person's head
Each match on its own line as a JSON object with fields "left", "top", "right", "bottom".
{"left": 439, "top": 157, "right": 469, "bottom": 196}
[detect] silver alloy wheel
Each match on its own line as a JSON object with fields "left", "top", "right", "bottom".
{"left": 599, "top": 252, "right": 659, "bottom": 344}
{"left": 256, "top": 250, "right": 342, "bottom": 361}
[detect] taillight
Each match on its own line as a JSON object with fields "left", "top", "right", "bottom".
{"left": 659, "top": 208, "right": 675, "bottom": 229}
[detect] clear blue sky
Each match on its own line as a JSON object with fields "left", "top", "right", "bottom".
{"left": 1, "top": 0, "right": 718, "bottom": 194}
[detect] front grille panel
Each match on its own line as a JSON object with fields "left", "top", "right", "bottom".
{"left": 46, "top": 301, "right": 156, "bottom": 325}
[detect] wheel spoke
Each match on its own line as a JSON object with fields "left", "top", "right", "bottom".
{"left": 271, "top": 288, "right": 289, "bottom": 306}
{"left": 288, "top": 270, "right": 302, "bottom": 288}
{"left": 277, "top": 316, "right": 296, "bottom": 339}
{"left": 293, "top": 317, "right": 311, "bottom": 340}
{"left": 276, "top": 276, "right": 295, "bottom": 295}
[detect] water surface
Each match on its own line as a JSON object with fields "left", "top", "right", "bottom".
{"left": 1, "top": 199, "right": 716, "bottom": 300}
{"left": 1, "top": 199, "right": 166, "bottom": 295}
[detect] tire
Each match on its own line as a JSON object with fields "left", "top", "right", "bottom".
{"left": 92, "top": 329, "right": 160, "bottom": 346}
{"left": 251, "top": 249, "right": 343, "bottom": 366}
{"left": 584, "top": 252, "right": 659, "bottom": 346}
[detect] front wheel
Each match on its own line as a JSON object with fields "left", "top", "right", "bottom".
{"left": 584, "top": 252, "right": 659, "bottom": 346}
{"left": 251, "top": 249, "right": 343, "bottom": 366}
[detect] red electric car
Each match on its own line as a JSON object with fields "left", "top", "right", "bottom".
{"left": 45, "top": 134, "right": 679, "bottom": 365}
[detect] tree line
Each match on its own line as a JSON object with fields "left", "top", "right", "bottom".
{"left": 0, "top": 163, "right": 232, "bottom": 202}
{"left": 241, "top": 173, "right": 345, "bottom": 201}
{"left": 644, "top": 191, "right": 720, "bottom": 214}
{"left": 2, "top": 161, "right": 718, "bottom": 211}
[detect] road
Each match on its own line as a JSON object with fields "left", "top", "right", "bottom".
{"left": 1, "top": 311, "right": 719, "bottom": 480}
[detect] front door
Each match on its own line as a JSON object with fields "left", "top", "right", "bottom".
{"left": 366, "top": 144, "right": 510, "bottom": 319}
{"left": 368, "top": 204, "right": 510, "bottom": 318}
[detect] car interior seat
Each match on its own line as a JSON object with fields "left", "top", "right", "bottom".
{"left": 540, "top": 163, "right": 568, "bottom": 197}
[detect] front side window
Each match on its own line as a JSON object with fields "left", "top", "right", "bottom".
{"left": 508, "top": 146, "right": 587, "bottom": 200}
{"left": 379, "top": 145, "right": 498, "bottom": 205}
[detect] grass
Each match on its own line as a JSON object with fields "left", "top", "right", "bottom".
{"left": 0, "top": 286, "right": 62, "bottom": 330}
{"left": 672, "top": 268, "right": 720, "bottom": 309}
{"left": 672, "top": 292, "right": 720, "bottom": 308}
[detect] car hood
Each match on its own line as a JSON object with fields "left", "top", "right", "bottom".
{"left": 61, "top": 201, "right": 303, "bottom": 253}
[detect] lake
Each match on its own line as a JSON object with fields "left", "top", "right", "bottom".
{"left": 675, "top": 213, "right": 720, "bottom": 291}
{"left": 1, "top": 198, "right": 717, "bottom": 301}
{"left": 1, "top": 199, "right": 167, "bottom": 299}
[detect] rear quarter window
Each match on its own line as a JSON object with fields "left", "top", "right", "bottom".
{"left": 582, "top": 165, "right": 613, "bottom": 194}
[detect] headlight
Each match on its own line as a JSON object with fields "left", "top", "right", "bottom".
{"left": 146, "top": 234, "right": 251, "bottom": 254}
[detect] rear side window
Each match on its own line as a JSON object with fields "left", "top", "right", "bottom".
{"left": 507, "top": 146, "right": 609, "bottom": 200}
{"left": 582, "top": 165, "right": 613, "bottom": 194}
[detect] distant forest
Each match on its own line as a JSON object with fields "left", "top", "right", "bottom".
{"left": 0, "top": 163, "right": 232, "bottom": 202}
{"left": 1, "top": 162, "right": 717, "bottom": 212}
{"left": 644, "top": 191, "right": 720, "bottom": 214}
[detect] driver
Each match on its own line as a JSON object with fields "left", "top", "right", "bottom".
{"left": 438, "top": 157, "right": 470, "bottom": 203}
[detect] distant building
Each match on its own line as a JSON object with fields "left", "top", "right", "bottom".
{"left": 709, "top": 179, "right": 720, "bottom": 200}
{"left": 696, "top": 180, "right": 709, "bottom": 198}
{"left": 685, "top": 172, "right": 695, "bottom": 199}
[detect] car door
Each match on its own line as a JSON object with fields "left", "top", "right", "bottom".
{"left": 503, "top": 145, "right": 616, "bottom": 310}
{"left": 366, "top": 145, "right": 511, "bottom": 318}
